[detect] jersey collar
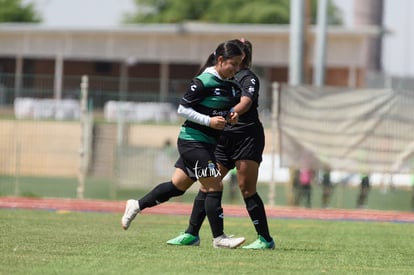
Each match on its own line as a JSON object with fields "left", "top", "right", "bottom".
{"left": 204, "top": 66, "right": 223, "bottom": 80}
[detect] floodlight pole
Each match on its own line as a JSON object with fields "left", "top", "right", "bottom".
{"left": 289, "top": 0, "right": 306, "bottom": 86}
{"left": 313, "top": 0, "right": 328, "bottom": 86}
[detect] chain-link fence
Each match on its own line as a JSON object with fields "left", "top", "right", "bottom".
{"left": 1, "top": 73, "right": 414, "bottom": 210}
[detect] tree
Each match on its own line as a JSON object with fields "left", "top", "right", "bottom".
{"left": 0, "top": 0, "right": 41, "bottom": 23}
{"left": 124, "top": 0, "right": 342, "bottom": 25}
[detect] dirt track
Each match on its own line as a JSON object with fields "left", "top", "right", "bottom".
{"left": 1, "top": 197, "right": 414, "bottom": 223}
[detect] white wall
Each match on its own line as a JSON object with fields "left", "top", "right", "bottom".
{"left": 334, "top": 0, "right": 414, "bottom": 77}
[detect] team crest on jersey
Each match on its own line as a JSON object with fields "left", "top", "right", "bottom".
{"left": 248, "top": 86, "right": 255, "bottom": 95}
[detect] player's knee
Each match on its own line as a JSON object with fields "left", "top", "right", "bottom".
{"left": 239, "top": 184, "right": 256, "bottom": 198}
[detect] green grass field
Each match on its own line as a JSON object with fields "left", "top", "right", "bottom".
{"left": 1, "top": 209, "right": 414, "bottom": 274}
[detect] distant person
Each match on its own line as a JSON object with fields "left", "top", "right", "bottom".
{"left": 298, "top": 169, "right": 313, "bottom": 208}
{"left": 121, "top": 40, "right": 246, "bottom": 248}
{"left": 228, "top": 167, "right": 238, "bottom": 203}
{"left": 321, "top": 168, "right": 333, "bottom": 208}
{"left": 411, "top": 174, "right": 414, "bottom": 211}
{"left": 356, "top": 174, "right": 370, "bottom": 209}
{"left": 292, "top": 168, "right": 301, "bottom": 206}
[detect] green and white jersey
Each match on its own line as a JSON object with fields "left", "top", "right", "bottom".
{"left": 178, "top": 69, "right": 240, "bottom": 144}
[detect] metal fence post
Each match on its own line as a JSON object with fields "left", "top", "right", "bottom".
{"left": 78, "top": 75, "right": 89, "bottom": 199}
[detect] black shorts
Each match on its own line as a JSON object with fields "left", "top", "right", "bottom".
{"left": 175, "top": 139, "right": 221, "bottom": 181}
{"left": 215, "top": 127, "right": 265, "bottom": 170}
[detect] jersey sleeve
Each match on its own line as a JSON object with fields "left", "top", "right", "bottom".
{"left": 238, "top": 73, "right": 259, "bottom": 102}
{"left": 179, "top": 78, "right": 206, "bottom": 108}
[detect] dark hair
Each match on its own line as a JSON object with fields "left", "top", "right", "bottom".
{"left": 241, "top": 39, "right": 252, "bottom": 68}
{"left": 196, "top": 40, "right": 243, "bottom": 76}
{"left": 228, "top": 38, "right": 252, "bottom": 69}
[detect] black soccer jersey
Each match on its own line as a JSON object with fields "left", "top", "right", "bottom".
{"left": 224, "top": 68, "right": 261, "bottom": 135}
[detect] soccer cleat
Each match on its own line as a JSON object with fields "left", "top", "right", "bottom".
{"left": 242, "top": 235, "right": 275, "bottom": 250}
{"left": 166, "top": 233, "right": 200, "bottom": 246}
{"left": 121, "top": 199, "right": 140, "bottom": 230}
{"left": 212, "top": 234, "right": 245, "bottom": 249}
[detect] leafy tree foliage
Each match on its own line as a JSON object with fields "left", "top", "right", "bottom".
{"left": 0, "top": 0, "right": 41, "bottom": 23}
{"left": 124, "top": 0, "right": 342, "bottom": 25}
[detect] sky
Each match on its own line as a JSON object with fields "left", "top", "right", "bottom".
{"left": 24, "top": 0, "right": 414, "bottom": 77}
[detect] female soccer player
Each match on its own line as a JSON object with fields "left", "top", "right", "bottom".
{"left": 121, "top": 40, "right": 246, "bottom": 249}
{"left": 167, "top": 39, "right": 275, "bottom": 250}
